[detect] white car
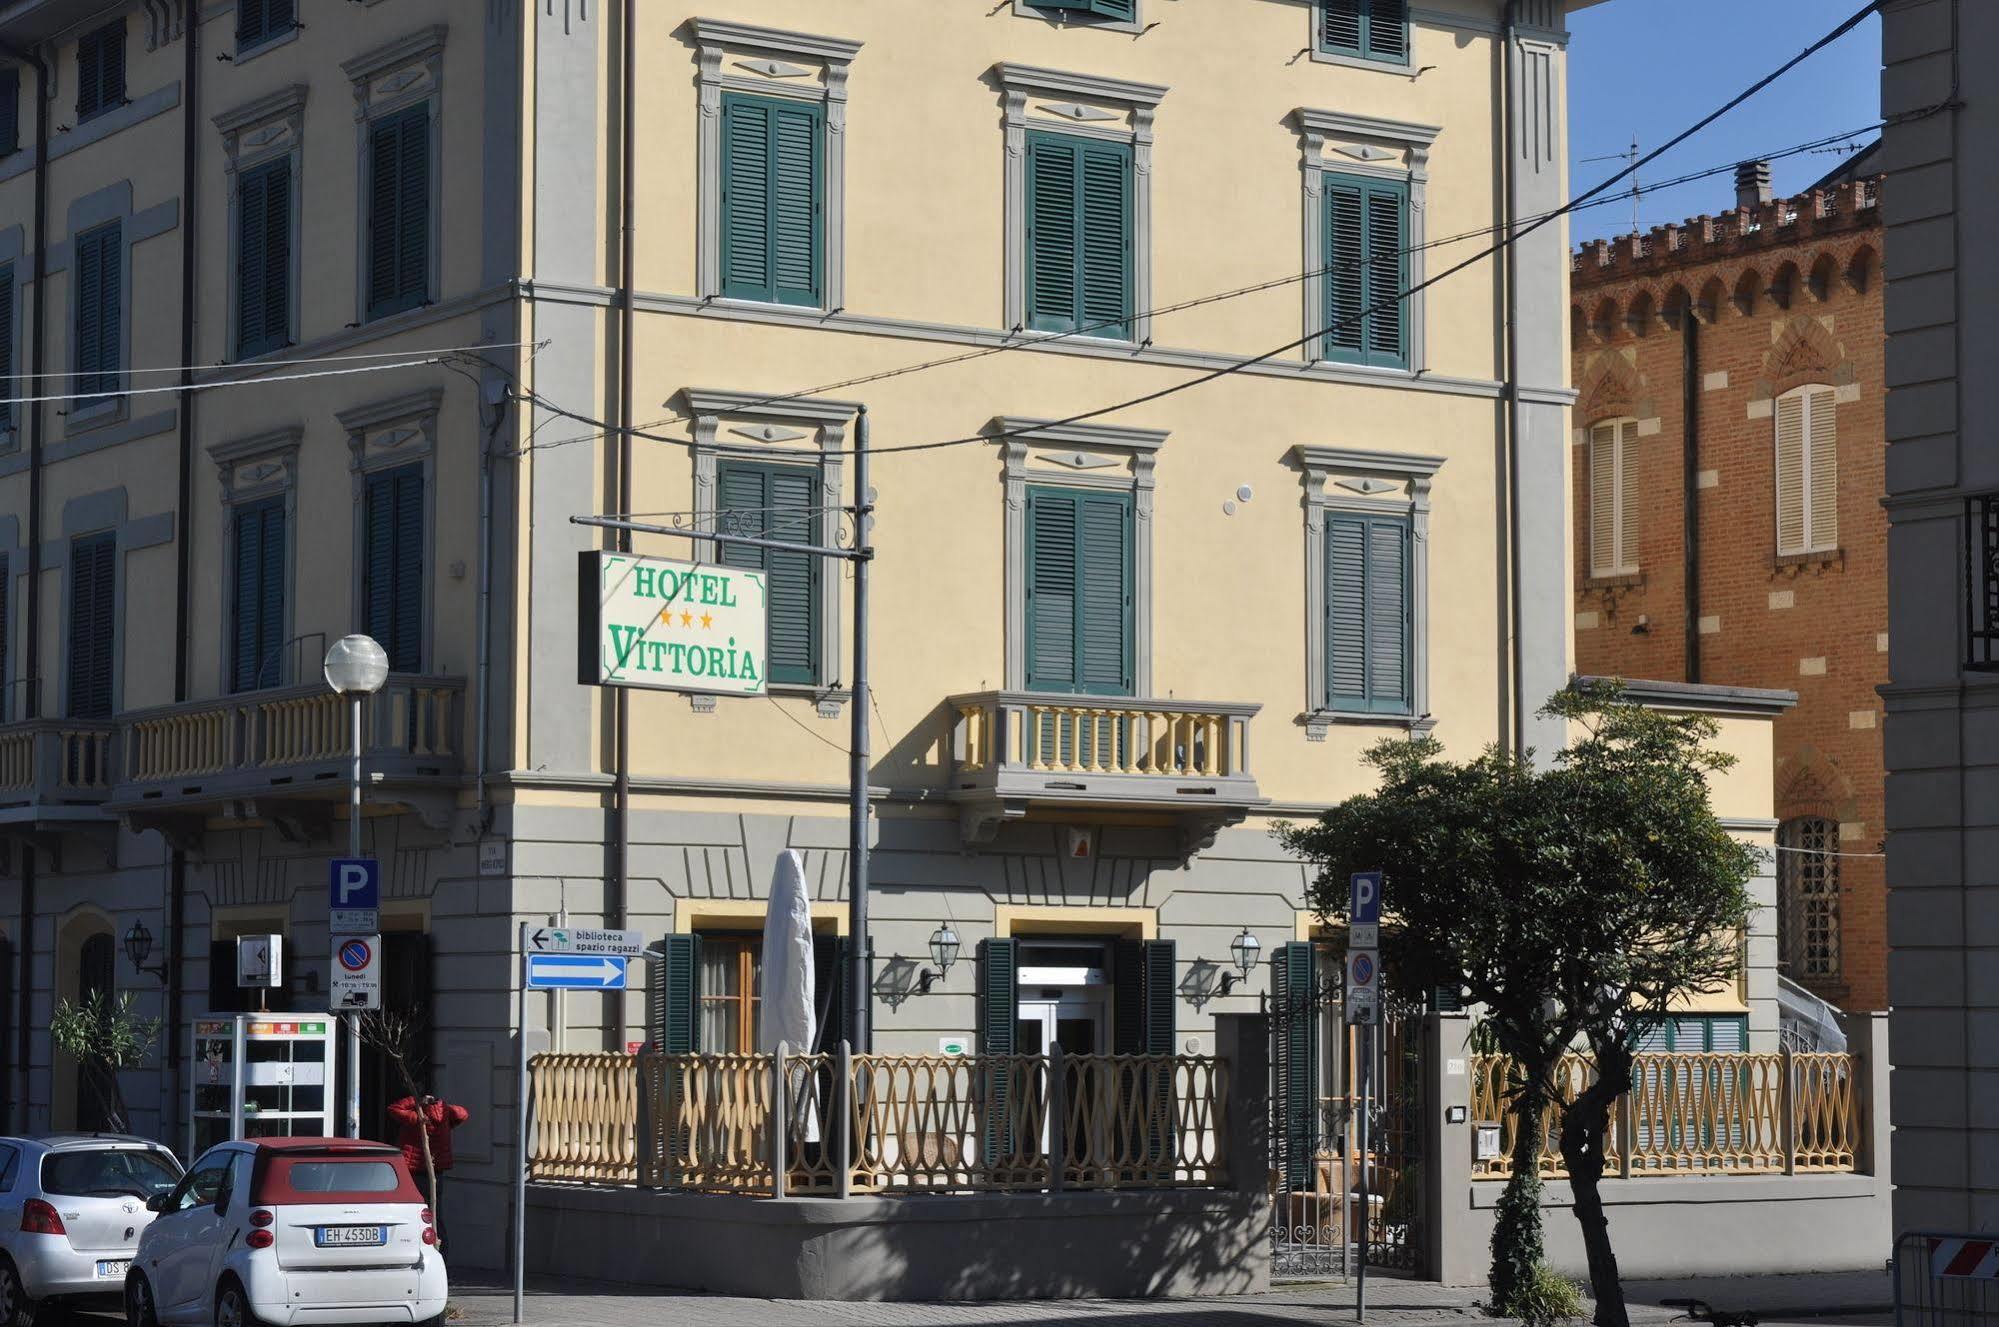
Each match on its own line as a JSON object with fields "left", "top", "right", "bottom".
{"left": 0, "top": 1134, "right": 184, "bottom": 1323}
{"left": 126, "top": 1138, "right": 446, "bottom": 1327}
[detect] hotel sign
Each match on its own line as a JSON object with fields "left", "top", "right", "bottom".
{"left": 578, "top": 551, "right": 768, "bottom": 696}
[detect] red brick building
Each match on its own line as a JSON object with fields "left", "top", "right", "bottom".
{"left": 1569, "top": 162, "right": 1886, "bottom": 1013}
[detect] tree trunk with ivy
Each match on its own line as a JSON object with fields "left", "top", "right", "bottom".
{"left": 1489, "top": 1071, "right": 1549, "bottom": 1318}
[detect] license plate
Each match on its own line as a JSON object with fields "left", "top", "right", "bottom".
{"left": 314, "top": 1226, "right": 386, "bottom": 1248}
{"left": 96, "top": 1260, "right": 129, "bottom": 1279}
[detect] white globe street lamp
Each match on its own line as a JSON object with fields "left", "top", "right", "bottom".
{"left": 324, "top": 634, "right": 388, "bottom": 1141}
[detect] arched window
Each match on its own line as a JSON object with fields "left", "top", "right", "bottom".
{"left": 1586, "top": 417, "right": 1639, "bottom": 577}
{"left": 1777, "top": 817, "right": 1841, "bottom": 980}
{"left": 1775, "top": 385, "right": 1838, "bottom": 556}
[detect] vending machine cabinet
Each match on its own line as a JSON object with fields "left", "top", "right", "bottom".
{"left": 188, "top": 1014, "right": 336, "bottom": 1157}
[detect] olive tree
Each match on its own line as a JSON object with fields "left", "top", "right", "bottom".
{"left": 50, "top": 991, "right": 161, "bottom": 1134}
{"left": 1280, "top": 683, "right": 1757, "bottom": 1327}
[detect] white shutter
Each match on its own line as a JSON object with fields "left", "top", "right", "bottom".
{"left": 1588, "top": 421, "right": 1617, "bottom": 576}
{"left": 1806, "top": 386, "right": 1838, "bottom": 552}
{"left": 1774, "top": 392, "right": 1808, "bottom": 556}
{"left": 1616, "top": 418, "right": 1640, "bottom": 572}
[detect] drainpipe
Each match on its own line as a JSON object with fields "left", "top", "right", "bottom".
{"left": 474, "top": 386, "right": 507, "bottom": 834}
{"left": 610, "top": 0, "right": 637, "bottom": 1041}
{"left": 165, "top": 1, "right": 202, "bottom": 1142}
{"left": 0, "top": 33, "right": 49, "bottom": 1126}
{"left": 1681, "top": 308, "right": 1701, "bottom": 683}
{"left": 1499, "top": 2, "right": 1523, "bottom": 754}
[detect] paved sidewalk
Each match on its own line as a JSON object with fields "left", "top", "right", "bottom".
{"left": 448, "top": 1268, "right": 1895, "bottom": 1327}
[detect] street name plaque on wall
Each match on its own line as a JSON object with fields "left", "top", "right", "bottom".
{"left": 577, "top": 550, "right": 769, "bottom": 695}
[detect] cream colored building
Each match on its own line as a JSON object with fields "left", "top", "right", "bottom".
{"left": 0, "top": 0, "right": 1684, "bottom": 1273}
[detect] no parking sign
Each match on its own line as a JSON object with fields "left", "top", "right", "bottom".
{"left": 332, "top": 934, "right": 382, "bottom": 1011}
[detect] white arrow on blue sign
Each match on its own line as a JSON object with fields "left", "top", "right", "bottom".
{"left": 524, "top": 953, "right": 629, "bottom": 990}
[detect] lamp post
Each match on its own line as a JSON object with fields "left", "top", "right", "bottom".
{"left": 324, "top": 635, "right": 389, "bottom": 1138}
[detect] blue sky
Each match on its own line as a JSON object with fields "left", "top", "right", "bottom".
{"left": 1566, "top": 1, "right": 1881, "bottom": 242}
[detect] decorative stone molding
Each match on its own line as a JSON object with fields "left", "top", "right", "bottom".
{"left": 1295, "top": 108, "right": 1440, "bottom": 375}
{"left": 679, "top": 387, "right": 861, "bottom": 713}
{"left": 208, "top": 426, "right": 302, "bottom": 503}
{"left": 344, "top": 28, "right": 446, "bottom": 324}
{"left": 995, "top": 64, "right": 1168, "bottom": 345}
{"left": 689, "top": 18, "right": 862, "bottom": 312}
{"left": 997, "top": 417, "right": 1168, "bottom": 694}
{"left": 215, "top": 87, "right": 308, "bottom": 360}
{"left": 1293, "top": 445, "right": 1444, "bottom": 738}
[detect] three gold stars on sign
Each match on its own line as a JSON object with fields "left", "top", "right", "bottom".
{"left": 658, "top": 607, "right": 714, "bottom": 630}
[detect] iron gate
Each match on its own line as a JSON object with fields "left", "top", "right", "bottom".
{"left": 1268, "top": 941, "right": 1430, "bottom": 1280}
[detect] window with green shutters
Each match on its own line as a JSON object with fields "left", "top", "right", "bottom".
{"left": 1026, "top": 131, "right": 1133, "bottom": 340}
{"left": 236, "top": 156, "right": 293, "bottom": 358}
{"left": 716, "top": 461, "right": 822, "bottom": 686}
{"left": 1325, "top": 511, "right": 1411, "bottom": 714}
{"left": 1317, "top": 0, "right": 1410, "bottom": 65}
{"left": 66, "top": 532, "right": 116, "bottom": 720}
{"left": 1, "top": 68, "right": 19, "bottom": 156}
{"left": 366, "top": 104, "right": 431, "bottom": 320}
{"left": 1634, "top": 1015, "right": 1749, "bottom": 1053}
{"left": 1029, "top": 0, "right": 1138, "bottom": 20}
{"left": 362, "top": 464, "right": 424, "bottom": 673}
{"left": 719, "top": 93, "right": 824, "bottom": 308}
{"left": 75, "top": 20, "right": 125, "bottom": 122}
{"left": 1321, "top": 173, "right": 1407, "bottom": 368}
{"left": 1271, "top": 942, "right": 1319, "bottom": 1188}
{"left": 649, "top": 934, "right": 703, "bottom": 1053}
{"left": 231, "top": 498, "right": 286, "bottom": 693}
{"left": 73, "top": 222, "right": 121, "bottom": 407}
{"left": 236, "top": 0, "right": 296, "bottom": 51}
{"left": 1025, "top": 487, "right": 1133, "bottom": 696}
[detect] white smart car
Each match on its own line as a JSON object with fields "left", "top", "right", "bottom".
{"left": 0, "top": 1134, "right": 184, "bottom": 1321}
{"left": 125, "top": 1138, "right": 446, "bottom": 1327}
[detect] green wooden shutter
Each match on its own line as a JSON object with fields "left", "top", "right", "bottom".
{"left": 811, "top": 933, "right": 850, "bottom": 1052}
{"left": 1326, "top": 512, "right": 1411, "bottom": 714}
{"left": 237, "top": 156, "right": 291, "bottom": 357}
{"left": 364, "top": 464, "right": 424, "bottom": 673}
{"left": 66, "top": 532, "right": 115, "bottom": 720}
{"left": 1026, "top": 488, "right": 1132, "bottom": 697}
{"left": 1320, "top": 0, "right": 1408, "bottom": 63}
{"left": 1114, "top": 938, "right": 1176, "bottom": 1054}
{"left": 231, "top": 498, "right": 286, "bottom": 692}
{"left": 237, "top": 0, "right": 294, "bottom": 47}
{"left": 1, "top": 68, "right": 19, "bottom": 156}
{"left": 720, "top": 94, "right": 823, "bottom": 307}
{"left": 1026, "top": 133, "right": 1079, "bottom": 332}
{"left": 0, "top": 266, "right": 13, "bottom": 433}
{"left": 977, "top": 938, "right": 1020, "bottom": 1166}
{"left": 651, "top": 934, "right": 702, "bottom": 1053}
{"left": 75, "top": 223, "right": 120, "bottom": 403}
{"left": 1030, "top": 1, "right": 1137, "bottom": 21}
{"left": 1273, "top": 942, "right": 1319, "bottom": 1189}
{"left": 1027, "top": 132, "right": 1132, "bottom": 338}
{"left": 716, "top": 461, "right": 820, "bottom": 685}
{"left": 1323, "top": 174, "right": 1407, "bottom": 367}
{"left": 368, "top": 105, "right": 429, "bottom": 319}
{"left": 1078, "top": 141, "right": 1132, "bottom": 339}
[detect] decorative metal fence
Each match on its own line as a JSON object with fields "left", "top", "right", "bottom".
{"left": 1468, "top": 1049, "right": 1860, "bottom": 1179}
{"left": 531, "top": 1046, "right": 1229, "bottom": 1197}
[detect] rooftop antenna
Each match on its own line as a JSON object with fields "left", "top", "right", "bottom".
{"left": 1583, "top": 133, "right": 1642, "bottom": 233}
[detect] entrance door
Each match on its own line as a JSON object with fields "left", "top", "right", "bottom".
{"left": 1015, "top": 995, "right": 1104, "bottom": 1160}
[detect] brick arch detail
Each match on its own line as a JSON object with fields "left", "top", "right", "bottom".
{"left": 1753, "top": 315, "right": 1855, "bottom": 402}
{"left": 1776, "top": 747, "right": 1860, "bottom": 824}
{"left": 1578, "top": 347, "right": 1649, "bottom": 424}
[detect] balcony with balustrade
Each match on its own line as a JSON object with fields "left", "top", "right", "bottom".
{"left": 106, "top": 675, "right": 465, "bottom": 844}
{"left": 946, "top": 691, "right": 1263, "bottom": 851}
{"left": 0, "top": 716, "right": 121, "bottom": 843}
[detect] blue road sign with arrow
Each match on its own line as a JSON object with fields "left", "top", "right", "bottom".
{"left": 524, "top": 953, "right": 629, "bottom": 990}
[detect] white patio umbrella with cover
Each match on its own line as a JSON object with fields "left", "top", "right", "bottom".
{"left": 760, "top": 850, "right": 818, "bottom": 1138}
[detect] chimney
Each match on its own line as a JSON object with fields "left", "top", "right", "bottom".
{"left": 1735, "top": 160, "right": 1772, "bottom": 211}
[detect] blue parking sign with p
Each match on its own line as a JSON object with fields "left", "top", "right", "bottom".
{"left": 1350, "top": 870, "right": 1383, "bottom": 926}
{"left": 331, "top": 859, "right": 380, "bottom": 910}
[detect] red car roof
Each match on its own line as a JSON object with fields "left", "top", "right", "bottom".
{"left": 249, "top": 1137, "right": 399, "bottom": 1152}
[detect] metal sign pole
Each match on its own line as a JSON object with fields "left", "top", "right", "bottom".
{"left": 1357, "top": 1019, "right": 1370, "bottom": 1323}
{"left": 346, "top": 693, "right": 363, "bottom": 1140}
{"left": 848, "top": 409, "right": 873, "bottom": 1052}
{"left": 512, "top": 938, "right": 529, "bottom": 1325}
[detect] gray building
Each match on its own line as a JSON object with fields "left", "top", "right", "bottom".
{"left": 1880, "top": 0, "right": 1999, "bottom": 1235}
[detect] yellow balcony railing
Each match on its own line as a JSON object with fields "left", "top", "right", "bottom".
{"left": 1469, "top": 1049, "right": 1861, "bottom": 1179}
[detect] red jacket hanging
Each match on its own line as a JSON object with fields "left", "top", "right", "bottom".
{"left": 387, "top": 1096, "right": 470, "bottom": 1174}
